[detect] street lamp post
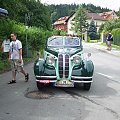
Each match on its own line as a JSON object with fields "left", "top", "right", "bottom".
{"left": 25, "top": 25, "right": 28, "bottom": 57}
{"left": 25, "top": 13, "right": 30, "bottom": 57}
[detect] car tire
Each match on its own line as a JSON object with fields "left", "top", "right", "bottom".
{"left": 37, "top": 82, "right": 44, "bottom": 90}
{"left": 83, "top": 83, "right": 91, "bottom": 91}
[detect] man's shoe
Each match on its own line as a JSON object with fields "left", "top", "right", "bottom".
{"left": 8, "top": 80, "right": 16, "bottom": 84}
{"left": 25, "top": 73, "right": 29, "bottom": 82}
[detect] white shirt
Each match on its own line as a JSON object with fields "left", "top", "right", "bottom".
{"left": 9, "top": 40, "right": 22, "bottom": 59}
{"left": 2, "top": 39, "right": 10, "bottom": 52}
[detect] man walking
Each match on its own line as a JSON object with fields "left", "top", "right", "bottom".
{"left": 8, "top": 32, "right": 29, "bottom": 84}
{"left": 106, "top": 32, "right": 113, "bottom": 51}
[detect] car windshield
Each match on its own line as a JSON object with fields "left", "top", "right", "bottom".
{"left": 64, "top": 37, "right": 80, "bottom": 46}
{"left": 47, "top": 36, "right": 81, "bottom": 47}
{"left": 47, "top": 36, "right": 63, "bottom": 46}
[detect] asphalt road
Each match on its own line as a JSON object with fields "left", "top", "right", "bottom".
{"left": 0, "top": 43, "right": 120, "bottom": 120}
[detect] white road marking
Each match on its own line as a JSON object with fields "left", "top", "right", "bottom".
{"left": 96, "top": 72, "right": 113, "bottom": 79}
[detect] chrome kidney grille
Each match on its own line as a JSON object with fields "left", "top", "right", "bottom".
{"left": 58, "top": 54, "right": 63, "bottom": 78}
{"left": 58, "top": 54, "right": 69, "bottom": 78}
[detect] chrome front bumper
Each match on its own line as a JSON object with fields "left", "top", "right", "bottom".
{"left": 35, "top": 75, "right": 93, "bottom": 83}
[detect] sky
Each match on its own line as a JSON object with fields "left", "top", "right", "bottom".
{"left": 41, "top": 0, "right": 120, "bottom": 11}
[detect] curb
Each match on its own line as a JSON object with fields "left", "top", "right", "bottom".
{"left": 98, "top": 49, "right": 120, "bottom": 57}
{"left": 94, "top": 43, "right": 120, "bottom": 57}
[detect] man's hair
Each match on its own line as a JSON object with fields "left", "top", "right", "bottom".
{"left": 11, "top": 32, "right": 17, "bottom": 37}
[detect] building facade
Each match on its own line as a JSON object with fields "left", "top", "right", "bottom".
{"left": 53, "top": 11, "right": 118, "bottom": 36}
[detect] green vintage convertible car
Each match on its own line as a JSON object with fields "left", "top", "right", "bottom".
{"left": 34, "top": 36, "right": 94, "bottom": 90}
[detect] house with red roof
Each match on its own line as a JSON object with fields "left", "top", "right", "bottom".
{"left": 53, "top": 16, "right": 69, "bottom": 31}
{"left": 99, "top": 11, "right": 118, "bottom": 20}
{"left": 66, "top": 12, "right": 107, "bottom": 35}
{"left": 53, "top": 11, "right": 118, "bottom": 35}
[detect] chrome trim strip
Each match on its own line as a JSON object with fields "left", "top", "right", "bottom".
{"left": 36, "top": 79, "right": 93, "bottom": 83}
{"left": 63, "top": 54, "right": 65, "bottom": 78}
{"left": 36, "top": 76, "right": 92, "bottom": 80}
{"left": 65, "top": 54, "right": 69, "bottom": 78}
{"left": 73, "top": 80, "right": 93, "bottom": 83}
{"left": 58, "top": 54, "right": 63, "bottom": 78}
{"left": 71, "top": 76, "right": 92, "bottom": 79}
{"left": 36, "top": 75, "right": 57, "bottom": 79}
{"left": 36, "top": 80, "right": 56, "bottom": 83}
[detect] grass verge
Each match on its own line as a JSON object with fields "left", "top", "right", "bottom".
{"left": 101, "top": 43, "right": 120, "bottom": 50}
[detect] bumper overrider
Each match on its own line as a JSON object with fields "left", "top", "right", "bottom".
{"left": 36, "top": 75, "right": 93, "bottom": 87}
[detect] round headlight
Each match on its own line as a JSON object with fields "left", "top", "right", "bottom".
{"left": 73, "top": 56, "right": 81, "bottom": 64}
{"left": 46, "top": 55, "right": 54, "bottom": 64}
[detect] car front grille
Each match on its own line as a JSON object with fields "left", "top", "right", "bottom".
{"left": 58, "top": 54, "right": 63, "bottom": 78}
{"left": 65, "top": 54, "right": 69, "bottom": 78}
{"left": 58, "top": 54, "right": 69, "bottom": 78}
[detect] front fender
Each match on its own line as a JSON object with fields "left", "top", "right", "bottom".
{"left": 82, "top": 60, "right": 94, "bottom": 76}
{"left": 72, "top": 60, "right": 94, "bottom": 77}
{"left": 34, "top": 58, "right": 56, "bottom": 76}
{"left": 34, "top": 59, "right": 45, "bottom": 76}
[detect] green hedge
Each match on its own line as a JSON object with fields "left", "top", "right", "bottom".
{"left": 112, "top": 28, "right": 120, "bottom": 46}
{"left": 0, "top": 19, "right": 53, "bottom": 56}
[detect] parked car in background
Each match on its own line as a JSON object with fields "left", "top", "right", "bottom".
{"left": 34, "top": 36, "right": 94, "bottom": 90}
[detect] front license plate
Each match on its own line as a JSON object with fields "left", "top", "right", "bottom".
{"left": 55, "top": 80, "right": 74, "bottom": 87}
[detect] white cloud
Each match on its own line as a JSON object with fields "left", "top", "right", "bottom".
{"left": 41, "top": 0, "right": 120, "bottom": 11}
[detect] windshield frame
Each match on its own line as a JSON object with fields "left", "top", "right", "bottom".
{"left": 47, "top": 36, "right": 81, "bottom": 48}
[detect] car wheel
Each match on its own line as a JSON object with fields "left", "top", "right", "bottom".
{"left": 37, "top": 82, "right": 44, "bottom": 90}
{"left": 83, "top": 83, "right": 91, "bottom": 91}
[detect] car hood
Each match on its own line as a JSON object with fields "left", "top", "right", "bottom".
{"left": 46, "top": 47, "right": 83, "bottom": 57}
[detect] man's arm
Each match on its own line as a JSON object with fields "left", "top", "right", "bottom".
{"left": 19, "top": 48, "right": 22, "bottom": 63}
{"left": 18, "top": 40, "right": 22, "bottom": 62}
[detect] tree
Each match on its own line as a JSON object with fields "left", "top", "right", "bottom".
{"left": 48, "top": 4, "right": 78, "bottom": 23}
{"left": 87, "top": 19, "right": 99, "bottom": 40}
{"left": 21, "top": 0, "right": 51, "bottom": 30}
{"left": 72, "top": 5, "right": 87, "bottom": 36}
{"left": 116, "top": 7, "right": 120, "bottom": 17}
{"left": 103, "top": 19, "right": 120, "bottom": 32}
{"left": 82, "top": 3, "right": 110, "bottom": 13}
{"left": 0, "top": 0, "right": 51, "bottom": 30}
{"left": 48, "top": 3, "right": 110, "bottom": 24}
{"left": 50, "top": 11, "right": 58, "bottom": 23}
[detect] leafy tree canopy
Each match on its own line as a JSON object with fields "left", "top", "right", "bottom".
{"left": 48, "top": 3, "right": 111, "bottom": 23}
{"left": 0, "top": 0, "right": 51, "bottom": 30}
{"left": 87, "top": 19, "right": 99, "bottom": 40}
{"left": 71, "top": 5, "right": 87, "bottom": 36}
{"left": 103, "top": 19, "right": 120, "bottom": 32}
